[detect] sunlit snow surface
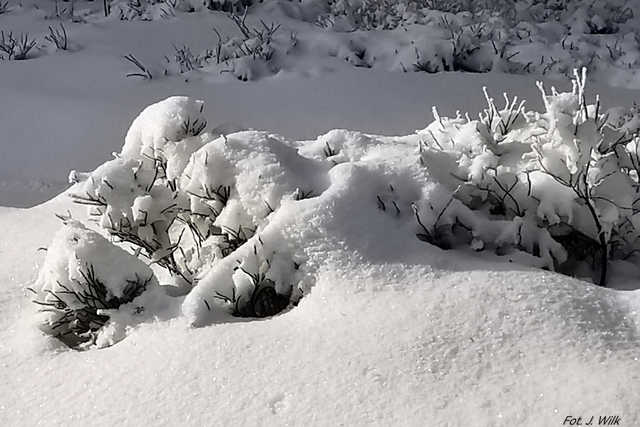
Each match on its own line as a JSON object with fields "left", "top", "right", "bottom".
{"left": 1, "top": 192, "right": 639, "bottom": 426}
{"left": 0, "top": 1, "right": 639, "bottom": 426}
{"left": 3, "top": 114, "right": 640, "bottom": 425}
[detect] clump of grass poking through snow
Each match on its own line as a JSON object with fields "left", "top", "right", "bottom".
{"left": 167, "top": 44, "right": 212, "bottom": 74}
{"left": 45, "top": 23, "right": 68, "bottom": 51}
{"left": 123, "top": 53, "right": 153, "bottom": 79}
{"left": 0, "top": 30, "right": 37, "bottom": 60}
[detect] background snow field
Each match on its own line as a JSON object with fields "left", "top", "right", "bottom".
{"left": 4, "top": 0, "right": 640, "bottom": 207}
{"left": 1, "top": 1, "right": 640, "bottom": 426}
{"left": 2, "top": 193, "right": 640, "bottom": 426}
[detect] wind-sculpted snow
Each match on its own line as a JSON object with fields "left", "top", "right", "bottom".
{"left": 6, "top": 82, "right": 640, "bottom": 425}
{"left": 3, "top": 210, "right": 640, "bottom": 425}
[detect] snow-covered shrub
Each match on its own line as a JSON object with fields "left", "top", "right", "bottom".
{"left": 35, "top": 67, "right": 640, "bottom": 349}
{"left": 66, "top": 96, "right": 320, "bottom": 323}
{"left": 412, "top": 15, "right": 519, "bottom": 74}
{"left": 567, "top": 2, "right": 634, "bottom": 35}
{"left": 314, "top": 0, "right": 520, "bottom": 31}
{"left": 161, "top": 9, "right": 288, "bottom": 81}
{"left": 417, "top": 69, "right": 640, "bottom": 286}
{"left": 0, "top": 1, "right": 9, "bottom": 15}
{"left": 32, "top": 95, "right": 326, "bottom": 346}
{"left": 306, "top": 0, "right": 640, "bottom": 83}
{"left": 68, "top": 97, "right": 210, "bottom": 290}
{"left": 211, "top": 11, "right": 282, "bottom": 81}
{"left": 167, "top": 44, "right": 211, "bottom": 74}
{"left": 362, "top": 13, "right": 519, "bottom": 75}
{"left": 105, "top": 1, "right": 640, "bottom": 84}
{"left": 30, "top": 220, "right": 160, "bottom": 349}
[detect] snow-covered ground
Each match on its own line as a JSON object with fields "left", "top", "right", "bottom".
{"left": 2, "top": 166, "right": 639, "bottom": 426}
{"left": 1, "top": 1, "right": 640, "bottom": 426}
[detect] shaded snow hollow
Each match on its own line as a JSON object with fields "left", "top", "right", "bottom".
{"left": 1, "top": 95, "right": 639, "bottom": 426}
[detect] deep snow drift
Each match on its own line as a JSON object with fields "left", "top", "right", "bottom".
{"left": 2, "top": 81, "right": 640, "bottom": 426}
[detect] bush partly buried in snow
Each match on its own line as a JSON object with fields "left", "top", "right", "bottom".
{"left": 416, "top": 68, "right": 640, "bottom": 287}
{"left": 315, "top": 0, "right": 636, "bottom": 31}
{"left": 43, "top": 96, "right": 317, "bottom": 348}
{"left": 115, "top": 1, "right": 640, "bottom": 83}
{"left": 161, "top": 9, "right": 291, "bottom": 81}
{"left": 30, "top": 221, "right": 159, "bottom": 349}
{"left": 310, "top": 0, "right": 639, "bottom": 81}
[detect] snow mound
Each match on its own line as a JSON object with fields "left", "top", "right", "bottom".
{"left": 54, "top": 79, "right": 640, "bottom": 334}
{"left": 182, "top": 130, "right": 329, "bottom": 227}
{"left": 120, "top": 96, "right": 207, "bottom": 159}
{"left": 31, "top": 220, "right": 161, "bottom": 348}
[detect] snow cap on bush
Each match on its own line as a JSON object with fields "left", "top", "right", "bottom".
{"left": 121, "top": 96, "right": 207, "bottom": 159}
{"left": 32, "top": 220, "right": 159, "bottom": 348}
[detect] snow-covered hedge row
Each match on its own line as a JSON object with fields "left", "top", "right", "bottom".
{"left": 307, "top": 0, "right": 640, "bottom": 82}
{"left": 116, "top": 0, "right": 640, "bottom": 85}
{"left": 314, "top": 0, "right": 635, "bottom": 31}
{"left": 31, "top": 70, "right": 640, "bottom": 349}
{"left": 119, "top": 8, "right": 293, "bottom": 81}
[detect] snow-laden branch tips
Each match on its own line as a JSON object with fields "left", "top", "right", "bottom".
{"left": 418, "top": 68, "right": 640, "bottom": 287}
